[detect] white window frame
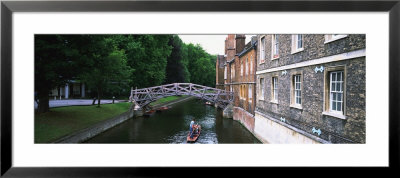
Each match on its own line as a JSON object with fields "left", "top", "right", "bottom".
{"left": 224, "top": 66, "right": 227, "bottom": 79}
{"left": 241, "top": 60, "right": 243, "bottom": 76}
{"left": 259, "top": 36, "right": 265, "bottom": 64}
{"left": 246, "top": 58, "right": 249, "bottom": 76}
{"left": 259, "top": 78, "right": 265, "bottom": 100}
{"left": 294, "top": 75, "right": 301, "bottom": 105}
{"left": 329, "top": 71, "right": 344, "bottom": 114}
{"left": 322, "top": 66, "right": 346, "bottom": 120}
{"left": 272, "top": 77, "right": 278, "bottom": 103}
{"left": 292, "top": 34, "right": 304, "bottom": 54}
{"left": 271, "top": 35, "right": 279, "bottom": 60}
{"left": 248, "top": 84, "right": 252, "bottom": 103}
{"left": 324, "top": 34, "right": 348, "bottom": 44}
{"left": 231, "top": 63, "right": 235, "bottom": 80}
{"left": 250, "top": 55, "right": 253, "bottom": 74}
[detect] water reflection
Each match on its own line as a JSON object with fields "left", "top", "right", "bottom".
{"left": 85, "top": 98, "right": 261, "bottom": 144}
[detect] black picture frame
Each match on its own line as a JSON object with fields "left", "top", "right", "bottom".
{"left": 1, "top": 0, "right": 399, "bottom": 177}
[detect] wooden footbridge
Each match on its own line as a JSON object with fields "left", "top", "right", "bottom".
{"left": 129, "top": 83, "right": 234, "bottom": 109}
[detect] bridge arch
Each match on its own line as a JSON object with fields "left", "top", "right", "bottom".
{"left": 129, "top": 83, "right": 234, "bottom": 109}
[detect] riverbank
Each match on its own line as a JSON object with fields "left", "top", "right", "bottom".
{"left": 34, "top": 102, "right": 131, "bottom": 143}
{"left": 35, "top": 95, "right": 196, "bottom": 143}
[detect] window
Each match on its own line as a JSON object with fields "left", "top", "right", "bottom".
{"left": 246, "top": 58, "right": 249, "bottom": 76}
{"left": 272, "top": 35, "right": 279, "bottom": 59}
{"left": 272, "top": 77, "right": 278, "bottom": 102}
{"left": 297, "top": 35, "right": 303, "bottom": 49}
{"left": 250, "top": 55, "right": 253, "bottom": 74}
{"left": 260, "top": 37, "right": 265, "bottom": 64}
{"left": 330, "top": 71, "right": 344, "bottom": 113}
{"left": 231, "top": 64, "right": 235, "bottom": 80}
{"left": 259, "top": 78, "right": 265, "bottom": 100}
{"left": 241, "top": 60, "right": 243, "bottom": 76}
{"left": 241, "top": 85, "right": 246, "bottom": 100}
{"left": 248, "top": 85, "right": 252, "bottom": 103}
{"left": 324, "top": 34, "right": 348, "bottom": 44}
{"left": 293, "top": 75, "right": 301, "bottom": 105}
{"left": 323, "top": 67, "right": 346, "bottom": 119}
{"left": 239, "top": 85, "right": 241, "bottom": 99}
{"left": 224, "top": 66, "right": 227, "bottom": 79}
{"left": 292, "top": 34, "right": 304, "bottom": 53}
{"left": 244, "top": 85, "right": 248, "bottom": 100}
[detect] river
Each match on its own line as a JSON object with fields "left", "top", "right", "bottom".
{"left": 85, "top": 98, "right": 261, "bottom": 144}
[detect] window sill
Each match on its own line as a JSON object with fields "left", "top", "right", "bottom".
{"left": 271, "top": 56, "right": 279, "bottom": 60}
{"left": 270, "top": 100, "right": 279, "bottom": 104}
{"left": 290, "top": 104, "right": 303, "bottom": 110}
{"left": 324, "top": 35, "right": 348, "bottom": 44}
{"left": 322, "top": 111, "right": 346, "bottom": 120}
{"left": 291, "top": 48, "right": 304, "bottom": 54}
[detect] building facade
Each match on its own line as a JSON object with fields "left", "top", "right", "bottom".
{"left": 254, "top": 34, "right": 366, "bottom": 144}
{"left": 232, "top": 37, "right": 257, "bottom": 132}
{"left": 216, "top": 55, "right": 226, "bottom": 90}
{"left": 49, "top": 81, "right": 88, "bottom": 99}
{"left": 216, "top": 34, "right": 258, "bottom": 133}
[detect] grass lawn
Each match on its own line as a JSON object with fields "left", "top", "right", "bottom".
{"left": 35, "top": 102, "right": 131, "bottom": 143}
{"left": 148, "top": 95, "right": 185, "bottom": 107}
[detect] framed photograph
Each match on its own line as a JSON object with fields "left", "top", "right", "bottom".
{"left": 1, "top": 0, "right": 399, "bottom": 177}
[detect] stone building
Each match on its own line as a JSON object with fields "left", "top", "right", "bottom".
{"left": 216, "top": 34, "right": 258, "bottom": 133}
{"left": 254, "top": 34, "right": 366, "bottom": 144}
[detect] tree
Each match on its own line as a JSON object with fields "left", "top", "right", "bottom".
{"left": 124, "top": 35, "right": 172, "bottom": 88}
{"left": 78, "top": 35, "right": 133, "bottom": 107}
{"left": 182, "top": 43, "right": 216, "bottom": 87}
{"left": 165, "top": 35, "right": 185, "bottom": 84}
{"left": 34, "top": 35, "right": 79, "bottom": 113}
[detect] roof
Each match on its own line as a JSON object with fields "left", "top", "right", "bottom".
{"left": 227, "top": 57, "right": 235, "bottom": 63}
{"left": 238, "top": 39, "right": 257, "bottom": 57}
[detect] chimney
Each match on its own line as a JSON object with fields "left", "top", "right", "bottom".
{"left": 226, "top": 34, "right": 236, "bottom": 60}
{"left": 235, "top": 34, "right": 246, "bottom": 54}
{"left": 251, "top": 36, "right": 257, "bottom": 46}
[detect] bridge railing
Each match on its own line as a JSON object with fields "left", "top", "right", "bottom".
{"left": 129, "top": 83, "right": 234, "bottom": 109}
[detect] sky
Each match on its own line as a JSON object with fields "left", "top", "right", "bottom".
{"left": 178, "top": 35, "right": 255, "bottom": 56}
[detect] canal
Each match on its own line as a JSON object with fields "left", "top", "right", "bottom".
{"left": 85, "top": 98, "right": 261, "bottom": 144}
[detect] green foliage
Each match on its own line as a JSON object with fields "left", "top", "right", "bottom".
{"left": 35, "top": 35, "right": 80, "bottom": 90}
{"left": 181, "top": 43, "right": 216, "bottom": 87}
{"left": 71, "top": 35, "right": 133, "bottom": 106}
{"left": 35, "top": 34, "right": 217, "bottom": 112}
{"left": 123, "top": 35, "right": 172, "bottom": 88}
{"left": 165, "top": 35, "right": 185, "bottom": 83}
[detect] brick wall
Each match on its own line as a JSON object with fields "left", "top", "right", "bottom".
{"left": 215, "top": 55, "right": 225, "bottom": 90}
{"left": 237, "top": 47, "right": 257, "bottom": 114}
{"left": 233, "top": 107, "right": 255, "bottom": 133}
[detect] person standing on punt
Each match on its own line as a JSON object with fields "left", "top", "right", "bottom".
{"left": 189, "top": 118, "right": 195, "bottom": 139}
